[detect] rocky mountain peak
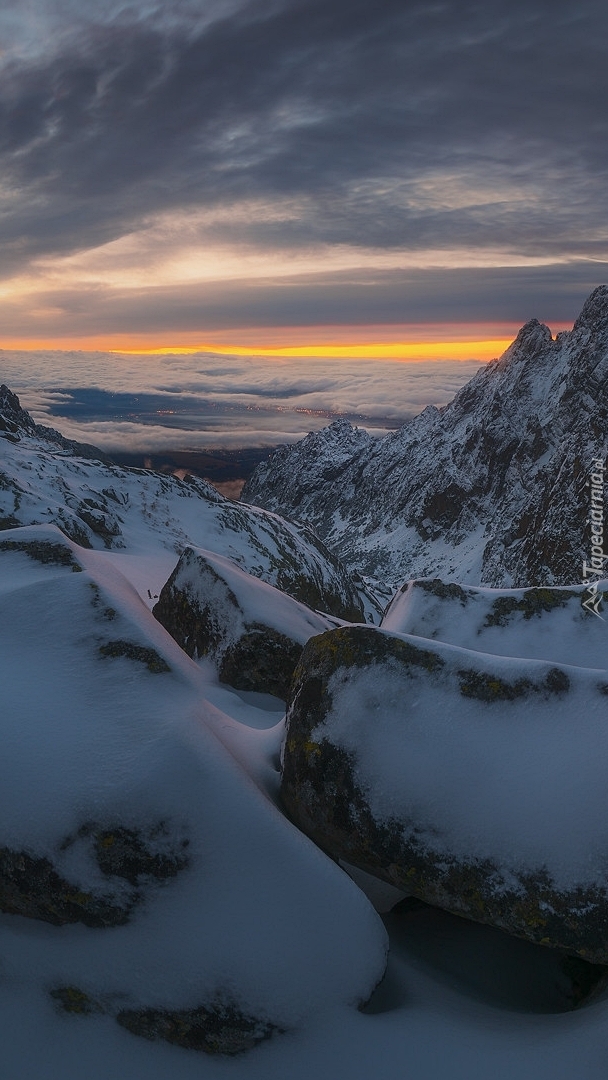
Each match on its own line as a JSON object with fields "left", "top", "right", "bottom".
{"left": 572, "top": 283, "right": 608, "bottom": 334}
{"left": 314, "top": 417, "right": 371, "bottom": 447}
{"left": 489, "top": 319, "right": 555, "bottom": 380}
{"left": 513, "top": 317, "right": 553, "bottom": 351}
{"left": 243, "top": 287, "right": 608, "bottom": 588}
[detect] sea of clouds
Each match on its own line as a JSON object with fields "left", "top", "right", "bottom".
{"left": 0, "top": 350, "right": 484, "bottom": 451}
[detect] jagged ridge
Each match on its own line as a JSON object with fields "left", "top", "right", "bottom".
{"left": 242, "top": 286, "right": 608, "bottom": 587}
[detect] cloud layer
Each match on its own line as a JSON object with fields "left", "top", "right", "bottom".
{"left": 0, "top": 0, "right": 607, "bottom": 337}
{"left": 2, "top": 349, "right": 483, "bottom": 450}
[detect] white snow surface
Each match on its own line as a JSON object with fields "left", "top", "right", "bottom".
{"left": 381, "top": 578, "right": 608, "bottom": 668}
{"left": 3, "top": 429, "right": 608, "bottom": 1076}
{"left": 0, "top": 526, "right": 387, "bottom": 1036}
{"left": 317, "top": 630, "right": 608, "bottom": 888}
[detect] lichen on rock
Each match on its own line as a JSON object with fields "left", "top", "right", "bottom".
{"left": 98, "top": 640, "right": 171, "bottom": 673}
{"left": 0, "top": 538, "right": 82, "bottom": 570}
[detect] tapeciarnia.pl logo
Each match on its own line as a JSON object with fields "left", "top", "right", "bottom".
{"left": 582, "top": 457, "right": 606, "bottom": 619}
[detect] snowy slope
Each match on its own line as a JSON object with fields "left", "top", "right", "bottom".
{"left": 0, "top": 525, "right": 387, "bottom": 1061}
{"left": 243, "top": 286, "right": 608, "bottom": 587}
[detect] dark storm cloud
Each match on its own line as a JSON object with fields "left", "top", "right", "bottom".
{"left": 1, "top": 0, "right": 608, "bottom": 321}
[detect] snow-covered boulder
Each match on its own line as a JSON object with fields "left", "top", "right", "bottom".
{"left": 0, "top": 525, "right": 388, "bottom": 1053}
{"left": 381, "top": 578, "right": 608, "bottom": 668}
{"left": 281, "top": 624, "right": 608, "bottom": 963}
{"left": 153, "top": 547, "right": 336, "bottom": 698}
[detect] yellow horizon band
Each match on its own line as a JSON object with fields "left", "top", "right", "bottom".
{"left": 109, "top": 339, "right": 512, "bottom": 361}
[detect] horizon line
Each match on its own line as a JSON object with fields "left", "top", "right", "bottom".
{"left": 0, "top": 320, "right": 574, "bottom": 360}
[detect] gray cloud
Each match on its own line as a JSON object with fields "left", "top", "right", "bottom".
{"left": 0, "top": 0, "right": 607, "bottom": 325}
{"left": 0, "top": 263, "right": 605, "bottom": 336}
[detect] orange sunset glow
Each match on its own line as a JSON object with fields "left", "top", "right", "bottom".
{"left": 113, "top": 338, "right": 514, "bottom": 361}
{"left": 0, "top": 326, "right": 570, "bottom": 362}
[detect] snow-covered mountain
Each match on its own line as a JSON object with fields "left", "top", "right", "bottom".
{"left": 0, "top": 384, "right": 375, "bottom": 621}
{"left": 243, "top": 286, "right": 608, "bottom": 588}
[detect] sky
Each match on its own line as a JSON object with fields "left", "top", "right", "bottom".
{"left": 0, "top": 0, "right": 607, "bottom": 356}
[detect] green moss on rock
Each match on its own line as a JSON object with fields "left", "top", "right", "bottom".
{"left": 416, "top": 579, "right": 470, "bottom": 604}
{"left": 485, "top": 588, "right": 573, "bottom": 627}
{"left": 458, "top": 666, "right": 570, "bottom": 700}
{"left": 50, "top": 986, "right": 99, "bottom": 1015}
{"left": 92, "top": 824, "right": 189, "bottom": 885}
{"left": 219, "top": 625, "right": 303, "bottom": 699}
{"left": 98, "top": 640, "right": 170, "bottom": 673}
{"left": 0, "top": 846, "right": 132, "bottom": 927}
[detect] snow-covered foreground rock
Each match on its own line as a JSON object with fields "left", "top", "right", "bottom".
{"left": 381, "top": 577, "right": 608, "bottom": 668}
{"left": 153, "top": 546, "right": 337, "bottom": 698}
{"left": 282, "top": 625, "right": 608, "bottom": 963}
{"left": 243, "top": 286, "right": 608, "bottom": 587}
{"left": 0, "top": 526, "right": 387, "bottom": 1056}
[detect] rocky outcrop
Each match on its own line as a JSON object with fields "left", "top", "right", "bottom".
{"left": 154, "top": 547, "right": 335, "bottom": 698}
{"left": 281, "top": 624, "right": 608, "bottom": 963}
{"left": 243, "top": 287, "right": 608, "bottom": 587}
{"left": 50, "top": 985, "right": 280, "bottom": 1055}
{"left": 0, "top": 536, "right": 83, "bottom": 570}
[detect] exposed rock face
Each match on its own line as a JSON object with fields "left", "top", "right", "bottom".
{"left": 0, "top": 822, "right": 189, "bottom": 927}
{"left": 281, "top": 625, "right": 608, "bottom": 963}
{"left": 0, "top": 537, "right": 83, "bottom": 570}
{"left": 154, "top": 547, "right": 335, "bottom": 698}
{"left": 243, "top": 287, "right": 608, "bottom": 587}
{"left": 50, "top": 986, "right": 281, "bottom": 1055}
{"left": 0, "top": 384, "right": 110, "bottom": 460}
